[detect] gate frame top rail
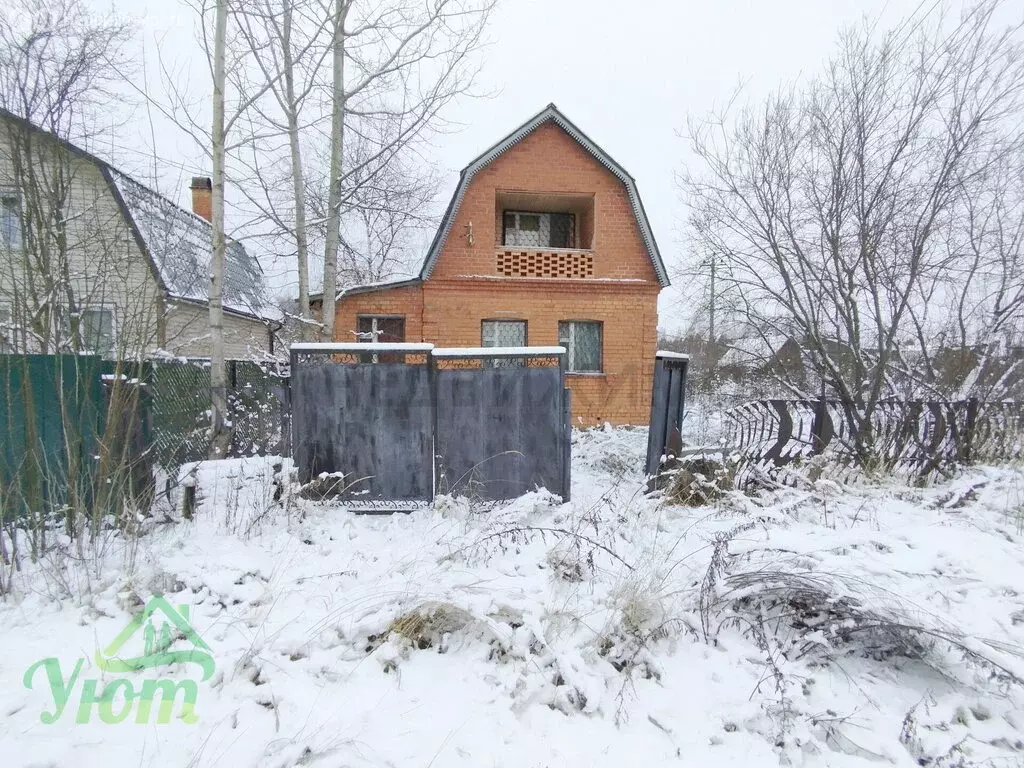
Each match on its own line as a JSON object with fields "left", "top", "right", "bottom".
{"left": 291, "top": 342, "right": 435, "bottom": 353}
{"left": 432, "top": 346, "right": 566, "bottom": 358}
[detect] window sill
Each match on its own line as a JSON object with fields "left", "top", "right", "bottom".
{"left": 566, "top": 371, "right": 605, "bottom": 377}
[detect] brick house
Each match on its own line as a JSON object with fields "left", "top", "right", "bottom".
{"left": 329, "top": 104, "right": 669, "bottom": 425}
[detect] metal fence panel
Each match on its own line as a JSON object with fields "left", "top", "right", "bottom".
{"left": 434, "top": 364, "right": 568, "bottom": 501}
{"left": 0, "top": 354, "right": 109, "bottom": 518}
{"left": 645, "top": 352, "right": 690, "bottom": 479}
{"left": 291, "top": 358, "right": 434, "bottom": 504}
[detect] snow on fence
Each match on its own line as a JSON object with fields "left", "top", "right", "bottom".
{"left": 725, "top": 397, "right": 1024, "bottom": 485}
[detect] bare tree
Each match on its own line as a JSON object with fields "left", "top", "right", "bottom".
{"left": 318, "top": 0, "right": 496, "bottom": 341}
{"left": 681, "top": 0, "right": 1024, "bottom": 463}
{"left": 306, "top": 128, "right": 440, "bottom": 286}
{"left": 230, "top": 0, "right": 332, "bottom": 340}
{"left": 208, "top": 0, "right": 230, "bottom": 457}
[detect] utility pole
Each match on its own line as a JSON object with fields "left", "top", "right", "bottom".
{"left": 708, "top": 254, "right": 716, "bottom": 346}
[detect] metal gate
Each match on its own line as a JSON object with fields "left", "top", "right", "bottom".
{"left": 433, "top": 347, "right": 570, "bottom": 501}
{"left": 290, "top": 344, "right": 435, "bottom": 509}
{"left": 290, "top": 344, "right": 571, "bottom": 509}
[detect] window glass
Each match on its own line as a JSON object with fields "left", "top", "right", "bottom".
{"left": 0, "top": 305, "right": 12, "bottom": 352}
{"left": 517, "top": 214, "right": 540, "bottom": 232}
{"left": 1, "top": 194, "right": 20, "bottom": 248}
{"left": 558, "top": 321, "right": 602, "bottom": 372}
{"left": 482, "top": 320, "right": 526, "bottom": 368}
{"left": 502, "top": 211, "right": 577, "bottom": 249}
{"left": 81, "top": 307, "right": 116, "bottom": 354}
{"left": 481, "top": 320, "right": 526, "bottom": 347}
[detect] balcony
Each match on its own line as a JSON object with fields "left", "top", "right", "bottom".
{"left": 493, "top": 191, "right": 595, "bottom": 278}
{"left": 495, "top": 246, "right": 594, "bottom": 278}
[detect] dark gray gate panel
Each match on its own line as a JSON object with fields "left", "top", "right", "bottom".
{"left": 645, "top": 352, "right": 690, "bottom": 478}
{"left": 292, "top": 363, "right": 433, "bottom": 501}
{"left": 435, "top": 366, "right": 566, "bottom": 500}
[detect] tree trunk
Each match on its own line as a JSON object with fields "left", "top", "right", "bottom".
{"left": 321, "top": 0, "right": 348, "bottom": 342}
{"left": 282, "top": 1, "right": 312, "bottom": 340}
{"left": 209, "top": 0, "right": 231, "bottom": 458}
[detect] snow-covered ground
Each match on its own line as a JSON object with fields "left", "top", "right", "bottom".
{"left": 3, "top": 428, "right": 1024, "bottom": 767}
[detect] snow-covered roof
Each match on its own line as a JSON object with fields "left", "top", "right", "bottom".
{"left": 418, "top": 104, "right": 670, "bottom": 288}
{"left": 107, "top": 169, "right": 277, "bottom": 321}
{"left": 0, "top": 107, "right": 277, "bottom": 323}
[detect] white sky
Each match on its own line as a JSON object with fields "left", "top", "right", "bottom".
{"left": 93, "top": 0, "right": 930, "bottom": 332}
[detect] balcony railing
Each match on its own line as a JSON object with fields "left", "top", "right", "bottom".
{"left": 495, "top": 246, "right": 594, "bottom": 279}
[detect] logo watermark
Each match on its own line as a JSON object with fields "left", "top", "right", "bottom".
{"left": 24, "top": 596, "right": 215, "bottom": 725}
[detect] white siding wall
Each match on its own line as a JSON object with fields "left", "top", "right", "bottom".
{"left": 0, "top": 128, "right": 164, "bottom": 357}
{"left": 0, "top": 124, "right": 273, "bottom": 360}
{"left": 163, "top": 302, "right": 271, "bottom": 359}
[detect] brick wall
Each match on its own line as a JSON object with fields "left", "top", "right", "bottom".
{"left": 333, "top": 119, "right": 663, "bottom": 426}
{"left": 333, "top": 284, "right": 424, "bottom": 344}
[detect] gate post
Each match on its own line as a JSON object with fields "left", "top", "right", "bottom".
{"left": 645, "top": 351, "right": 689, "bottom": 482}
{"left": 810, "top": 396, "right": 832, "bottom": 455}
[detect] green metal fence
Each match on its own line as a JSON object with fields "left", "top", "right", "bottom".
{"left": 0, "top": 354, "right": 287, "bottom": 521}
{"left": 0, "top": 355, "right": 128, "bottom": 520}
{"left": 149, "top": 358, "right": 287, "bottom": 473}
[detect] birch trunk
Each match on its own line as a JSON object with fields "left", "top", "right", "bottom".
{"left": 281, "top": 1, "right": 312, "bottom": 339}
{"left": 321, "top": 0, "right": 347, "bottom": 341}
{"left": 209, "top": 0, "right": 231, "bottom": 457}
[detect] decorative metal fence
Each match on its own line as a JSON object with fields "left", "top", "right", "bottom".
{"left": 725, "top": 397, "right": 1024, "bottom": 485}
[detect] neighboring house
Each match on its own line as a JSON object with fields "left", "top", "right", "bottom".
{"left": 321, "top": 104, "right": 670, "bottom": 425}
{"left": 0, "top": 108, "right": 279, "bottom": 359}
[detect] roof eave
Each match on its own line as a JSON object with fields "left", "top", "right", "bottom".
{"left": 339, "top": 277, "right": 423, "bottom": 298}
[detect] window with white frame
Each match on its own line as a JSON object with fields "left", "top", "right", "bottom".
{"left": 1, "top": 191, "right": 20, "bottom": 248}
{"left": 79, "top": 306, "right": 116, "bottom": 354}
{"left": 558, "top": 320, "right": 602, "bottom": 373}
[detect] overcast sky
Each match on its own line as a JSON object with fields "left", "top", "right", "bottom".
{"left": 96, "top": 0, "right": 930, "bottom": 332}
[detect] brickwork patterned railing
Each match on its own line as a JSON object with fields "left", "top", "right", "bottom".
{"left": 496, "top": 248, "right": 594, "bottom": 278}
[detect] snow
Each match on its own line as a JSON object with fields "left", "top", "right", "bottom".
{"left": 109, "top": 170, "right": 280, "bottom": 321}
{"left": 432, "top": 345, "right": 566, "bottom": 357}
{"left": 290, "top": 342, "right": 435, "bottom": 352}
{"left": 2, "top": 430, "right": 1024, "bottom": 767}
{"left": 655, "top": 350, "right": 691, "bottom": 360}
{"left": 336, "top": 276, "right": 421, "bottom": 297}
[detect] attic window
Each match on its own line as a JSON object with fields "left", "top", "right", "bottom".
{"left": 502, "top": 211, "right": 575, "bottom": 249}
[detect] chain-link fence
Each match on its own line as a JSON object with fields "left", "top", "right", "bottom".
{"left": 150, "top": 358, "right": 288, "bottom": 478}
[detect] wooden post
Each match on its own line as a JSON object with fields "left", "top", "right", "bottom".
{"left": 962, "top": 397, "right": 980, "bottom": 464}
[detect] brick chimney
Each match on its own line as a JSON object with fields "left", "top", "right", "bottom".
{"left": 190, "top": 176, "right": 212, "bottom": 222}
